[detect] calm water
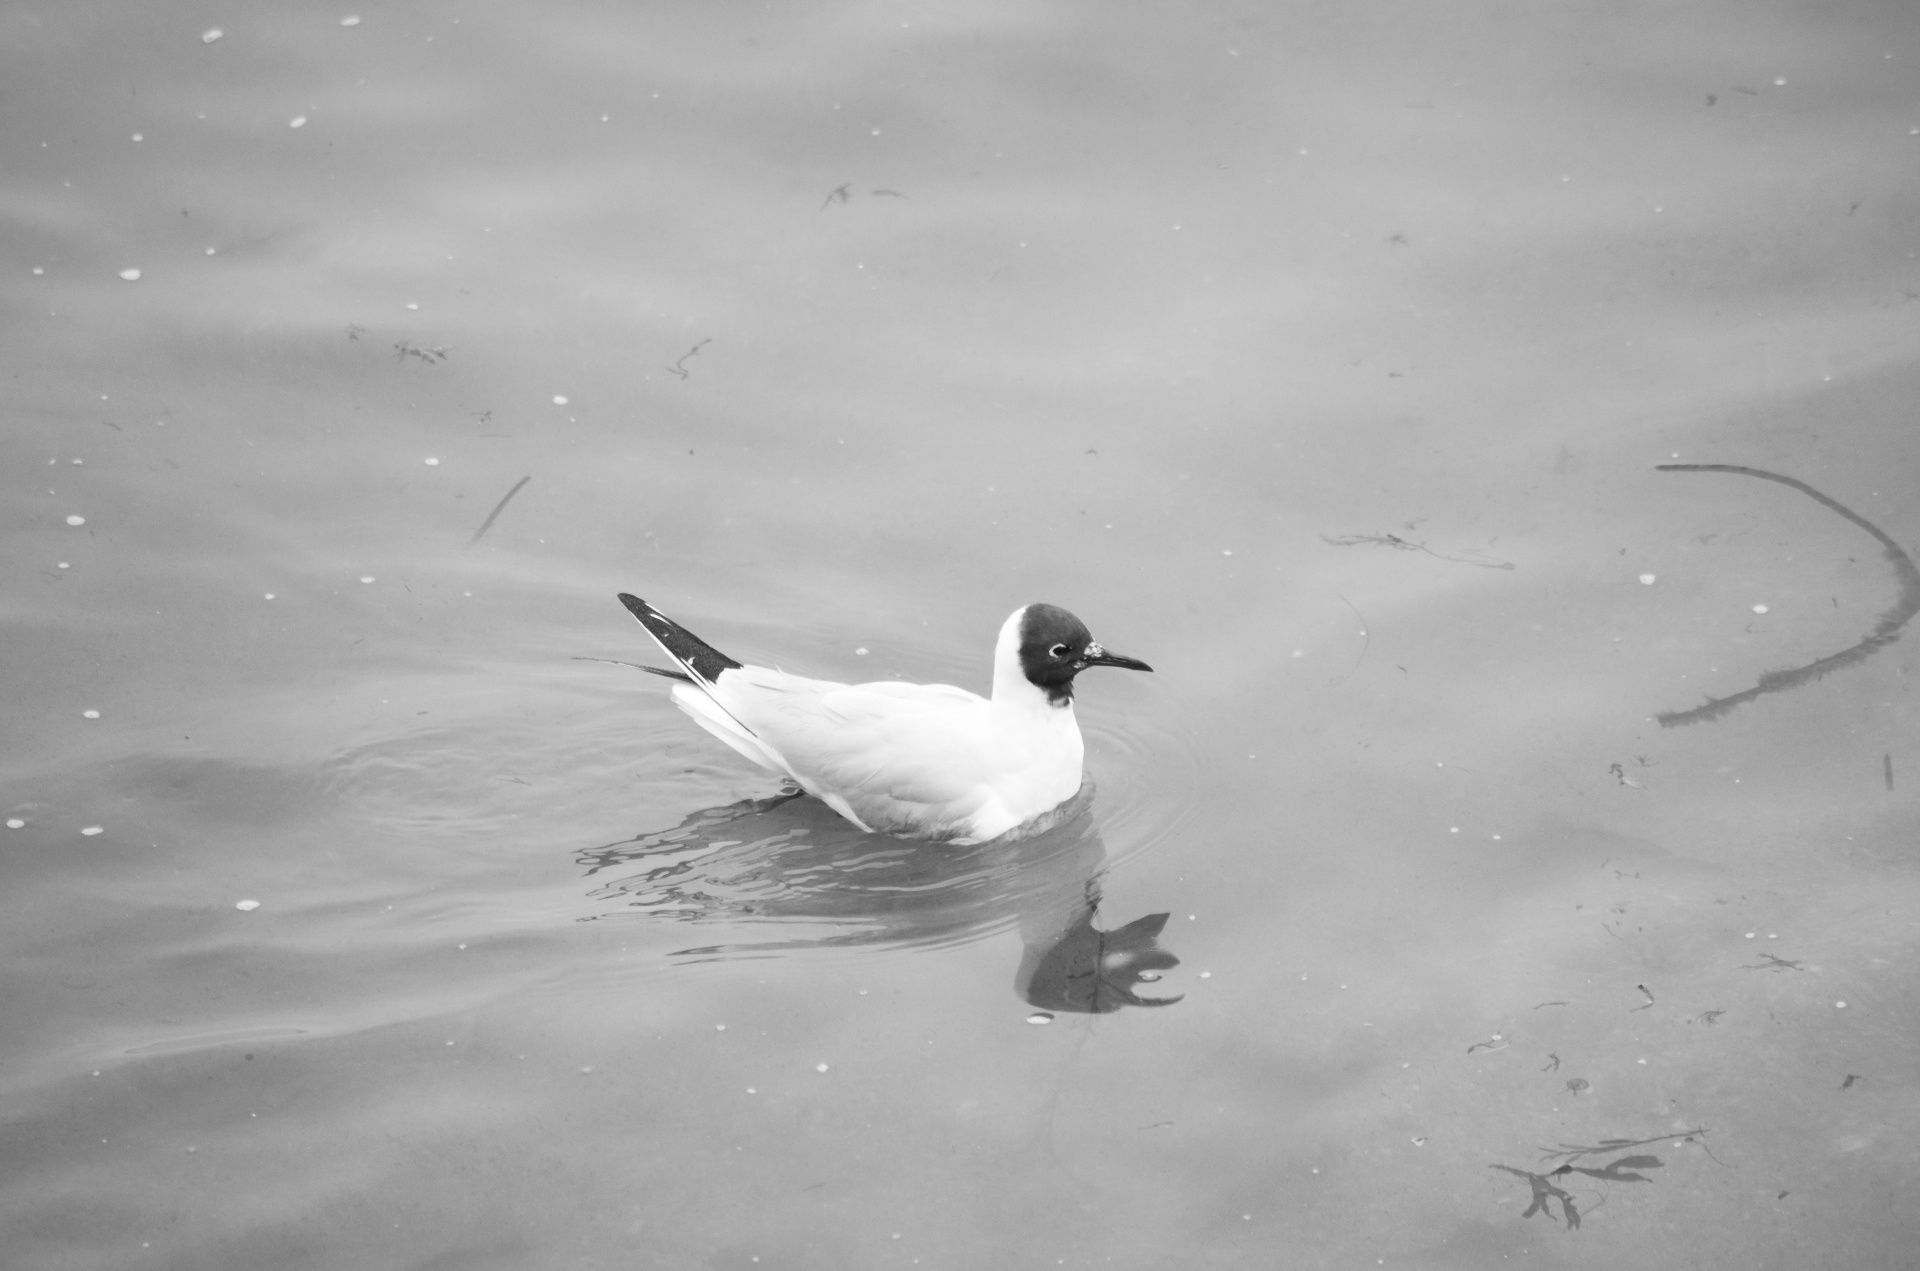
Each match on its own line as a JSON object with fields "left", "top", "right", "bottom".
{"left": 6, "top": 2, "right": 1920, "bottom": 1267}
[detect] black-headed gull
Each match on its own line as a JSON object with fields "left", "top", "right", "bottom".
{"left": 617, "top": 594, "right": 1152, "bottom": 843}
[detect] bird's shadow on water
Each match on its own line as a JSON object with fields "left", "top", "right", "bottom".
{"left": 574, "top": 784, "right": 1182, "bottom": 1013}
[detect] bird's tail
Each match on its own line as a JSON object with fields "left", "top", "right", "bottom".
{"left": 616, "top": 594, "right": 744, "bottom": 691}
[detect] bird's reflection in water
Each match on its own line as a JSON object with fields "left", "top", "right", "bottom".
{"left": 576, "top": 785, "right": 1181, "bottom": 1013}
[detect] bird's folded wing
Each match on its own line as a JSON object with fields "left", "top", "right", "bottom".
{"left": 720, "top": 675, "right": 994, "bottom": 807}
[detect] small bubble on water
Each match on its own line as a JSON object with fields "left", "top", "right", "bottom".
{"left": 58, "top": 562, "right": 69, "bottom": 569}
{"left": 359, "top": 576, "right": 375, "bottom": 584}
{"left": 1026, "top": 1012, "right": 1054, "bottom": 1025}
{"left": 201, "top": 27, "right": 223, "bottom": 43}
{"left": 83, "top": 710, "right": 99, "bottom": 719}
{"left": 1639, "top": 573, "right": 1656, "bottom": 585}
{"left": 81, "top": 826, "right": 103, "bottom": 836}
{"left": 264, "top": 593, "right": 275, "bottom": 600}
{"left": 66, "top": 515, "right": 86, "bottom": 526}
{"left": 340, "top": 14, "right": 361, "bottom": 25}
{"left": 235, "top": 899, "right": 260, "bottom": 911}
{"left": 552, "top": 395, "right": 569, "bottom": 405}
{"left": 1752, "top": 603, "right": 1768, "bottom": 613}
{"left": 423, "top": 456, "right": 439, "bottom": 466}
{"left": 289, "top": 116, "right": 307, "bottom": 129}
{"left": 815, "top": 1063, "right": 829, "bottom": 1073}
{"left": 5, "top": 819, "right": 24, "bottom": 829}
{"left": 119, "top": 268, "right": 141, "bottom": 281}
{"left": 855, "top": 647, "right": 868, "bottom": 655}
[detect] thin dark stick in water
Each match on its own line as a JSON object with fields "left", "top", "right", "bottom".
{"left": 467, "top": 476, "right": 531, "bottom": 548}
{"left": 1654, "top": 465, "right": 1920, "bottom": 727}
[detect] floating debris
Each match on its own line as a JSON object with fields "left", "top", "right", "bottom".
{"left": 201, "top": 27, "right": 223, "bottom": 43}
{"left": 66, "top": 515, "right": 85, "bottom": 526}
{"left": 1025, "top": 1013, "right": 1054, "bottom": 1025}
{"left": 235, "top": 899, "right": 260, "bottom": 912}
{"left": 119, "top": 268, "right": 141, "bottom": 281}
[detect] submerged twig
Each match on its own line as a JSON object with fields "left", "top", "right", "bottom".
{"left": 466, "top": 475, "right": 531, "bottom": 548}
{"left": 1321, "top": 532, "right": 1516, "bottom": 570}
{"left": 1655, "top": 465, "right": 1920, "bottom": 727}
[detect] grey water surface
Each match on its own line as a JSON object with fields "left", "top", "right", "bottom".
{"left": 6, "top": 2, "right": 1920, "bottom": 1267}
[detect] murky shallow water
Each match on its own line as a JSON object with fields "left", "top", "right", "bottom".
{"left": 6, "top": 2, "right": 1920, "bottom": 1267}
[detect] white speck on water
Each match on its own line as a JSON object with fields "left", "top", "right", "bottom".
{"left": 1026, "top": 1013, "right": 1053, "bottom": 1025}
{"left": 119, "top": 268, "right": 141, "bottom": 281}
{"left": 359, "top": 576, "right": 375, "bottom": 584}
{"left": 1752, "top": 604, "right": 1768, "bottom": 613}
{"left": 82, "top": 710, "right": 99, "bottom": 719}
{"left": 235, "top": 899, "right": 260, "bottom": 911}
{"left": 552, "top": 395, "right": 568, "bottom": 405}
{"left": 1198, "top": 971, "right": 1212, "bottom": 979}
{"left": 404, "top": 302, "right": 418, "bottom": 310}
{"left": 341, "top": 14, "right": 360, "bottom": 25}
{"left": 854, "top": 647, "right": 868, "bottom": 655}
{"left": 423, "top": 457, "right": 439, "bottom": 466}
{"left": 745, "top": 1087, "right": 755, "bottom": 1094}
{"left": 33, "top": 267, "right": 44, "bottom": 275}
{"left": 1639, "top": 573, "right": 1656, "bottom": 585}
{"left": 1773, "top": 76, "right": 1788, "bottom": 86}
{"left": 1450, "top": 826, "right": 1460, "bottom": 833}
{"left": 131, "top": 133, "right": 143, "bottom": 142}
{"left": 580, "top": 1065, "right": 592, "bottom": 1073}
{"left": 66, "top": 515, "right": 85, "bottom": 526}
{"left": 81, "top": 826, "right": 103, "bottom": 836}
{"left": 1411, "top": 1137, "right": 1426, "bottom": 1146}
{"left": 5, "top": 819, "right": 24, "bottom": 829}
{"left": 201, "top": 27, "right": 223, "bottom": 43}
{"left": 1746, "top": 932, "right": 1756, "bottom": 938}
{"left": 57, "top": 562, "right": 69, "bottom": 569}
{"left": 815, "top": 1063, "right": 829, "bottom": 1073}
{"left": 264, "top": 593, "right": 275, "bottom": 600}
{"left": 714, "top": 1023, "right": 726, "bottom": 1031}
{"left": 289, "top": 116, "right": 307, "bottom": 128}
{"left": 205, "top": 247, "right": 216, "bottom": 255}
{"left": 1836, "top": 1001, "right": 1847, "bottom": 1008}
{"left": 457, "top": 943, "right": 467, "bottom": 950}
{"left": 1222, "top": 549, "right": 1232, "bottom": 556}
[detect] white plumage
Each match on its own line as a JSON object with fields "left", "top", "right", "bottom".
{"left": 617, "top": 594, "right": 1151, "bottom": 844}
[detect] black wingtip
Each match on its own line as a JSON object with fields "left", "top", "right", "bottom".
{"left": 615, "top": 593, "right": 744, "bottom": 684}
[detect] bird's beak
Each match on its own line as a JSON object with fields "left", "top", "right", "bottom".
{"left": 1078, "top": 642, "right": 1153, "bottom": 673}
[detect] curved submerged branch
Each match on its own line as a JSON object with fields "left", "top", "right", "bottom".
{"left": 1654, "top": 464, "right": 1920, "bottom": 727}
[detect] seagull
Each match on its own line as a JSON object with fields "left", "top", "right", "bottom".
{"left": 615, "top": 594, "right": 1152, "bottom": 844}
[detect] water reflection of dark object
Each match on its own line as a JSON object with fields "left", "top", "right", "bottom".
{"left": 1016, "top": 909, "right": 1182, "bottom": 1013}
{"left": 1655, "top": 464, "right": 1920, "bottom": 727}
{"left": 577, "top": 783, "right": 1179, "bottom": 992}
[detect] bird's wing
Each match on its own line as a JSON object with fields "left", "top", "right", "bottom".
{"left": 719, "top": 672, "right": 995, "bottom": 810}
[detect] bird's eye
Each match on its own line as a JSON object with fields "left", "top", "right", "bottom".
{"left": 1049, "top": 643, "right": 1070, "bottom": 658}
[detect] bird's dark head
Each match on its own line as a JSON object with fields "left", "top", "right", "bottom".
{"left": 1015, "top": 603, "right": 1153, "bottom": 706}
